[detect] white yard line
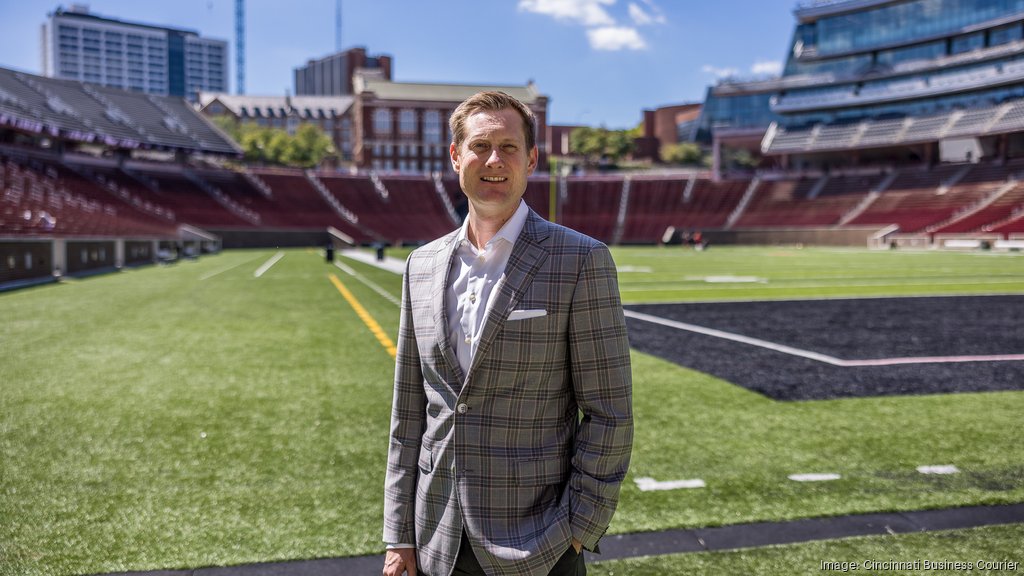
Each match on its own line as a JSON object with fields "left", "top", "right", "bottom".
{"left": 624, "top": 310, "right": 1024, "bottom": 367}
{"left": 625, "top": 310, "right": 847, "bottom": 365}
{"left": 253, "top": 251, "right": 285, "bottom": 278}
{"left": 334, "top": 261, "right": 401, "bottom": 307}
{"left": 199, "top": 254, "right": 264, "bottom": 281}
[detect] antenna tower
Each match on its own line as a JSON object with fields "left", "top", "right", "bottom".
{"left": 235, "top": 0, "right": 245, "bottom": 94}
{"left": 335, "top": 0, "right": 342, "bottom": 51}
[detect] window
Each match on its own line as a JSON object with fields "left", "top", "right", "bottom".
{"left": 423, "top": 110, "right": 442, "bottom": 143}
{"left": 951, "top": 32, "right": 985, "bottom": 55}
{"left": 991, "top": 23, "right": 1023, "bottom": 46}
{"left": 373, "top": 108, "right": 392, "bottom": 135}
{"left": 399, "top": 109, "right": 416, "bottom": 136}
{"left": 341, "top": 117, "right": 352, "bottom": 154}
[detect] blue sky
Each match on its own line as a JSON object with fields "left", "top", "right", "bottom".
{"left": 0, "top": 0, "right": 796, "bottom": 128}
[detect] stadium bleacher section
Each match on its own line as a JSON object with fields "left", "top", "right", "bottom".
{"left": 1, "top": 148, "right": 177, "bottom": 237}
{"left": 3, "top": 57, "right": 1024, "bottom": 276}
{"left": 0, "top": 66, "right": 238, "bottom": 155}
{"left": 6, "top": 148, "right": 1024, "bottom": 247}
{"left": 736, "top": 174, "right": 886, "bottom": 227}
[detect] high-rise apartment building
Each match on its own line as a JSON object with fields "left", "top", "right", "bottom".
{"left": 294, "top": 47, "right": 392, "bottom": 96}
{"left": 41, "top": 5, "right": 228, "bottom": 100}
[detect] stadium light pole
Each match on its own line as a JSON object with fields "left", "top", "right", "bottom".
{"left": 548, "top": 156, "right": 557, "bottom": 223}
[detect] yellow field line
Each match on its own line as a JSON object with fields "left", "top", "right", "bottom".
{"left": 328, "top": 273, "right": 397, "bottom": 358}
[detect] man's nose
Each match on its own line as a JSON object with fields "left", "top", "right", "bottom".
{"left": 485, "top": 149, "right": 504, "bottom": 167}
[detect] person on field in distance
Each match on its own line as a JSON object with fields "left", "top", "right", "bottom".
{"left": 382, "top": 91, "right": 633, "bottom": 576}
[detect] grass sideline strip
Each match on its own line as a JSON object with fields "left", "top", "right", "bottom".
{"left": 86, "top": 504, "right": 1024, "bottom": 576}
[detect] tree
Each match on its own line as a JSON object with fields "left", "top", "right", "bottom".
{"left": 569, "top": 126, "right": 636, "bottom": 164}
{"left": 208, "top": 115, "right": 334, "bottom": 168}
{"left": 661, "top": 142, "right": 705, "bottom": 165}
{"left": 723, "top": 147, "right": 760, "bottom": 170}
{"left": 290, "top": 123, "right": 334, "bottom": 167}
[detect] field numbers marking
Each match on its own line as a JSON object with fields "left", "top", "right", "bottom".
{"left": 789, "top": 473, "right": 842, "bottom": 482}
{"left": 625, "top": 310, "right": 1024, "bottom": 367}
{"left": 918, "top": 465, "right": 959, "bottom": 475}
{"left": 635, "top": 477, "right": 706, "bottom": 491}
{"left": 328, "top": 273, "right": 397, "bottom": 358}
{"left": 254, "top": 251, "right": 285, "bottom": 278}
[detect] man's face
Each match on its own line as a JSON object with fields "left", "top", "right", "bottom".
{"left": 450, "top": 108, "right": 538, "bottom": 220}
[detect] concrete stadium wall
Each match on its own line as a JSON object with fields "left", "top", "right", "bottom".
{"left": 212, "top": 229, "right": 331, "bottom": 249}
{"left": 65, "top": 240, "right": 117, "bottom": 275}
{"left": 124, "top": 241, "right": 155, "bottom": 266}
{"left": 0, "top": 240, "right": 54, "bottom": 285}
{"left": 703, "top": 227, "right": 883, "bottom": 247}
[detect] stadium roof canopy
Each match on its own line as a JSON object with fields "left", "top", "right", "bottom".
{"left": 762, "top": 98, "right": 1024, "bottom": 155}
{"left": 0, "top": 66, "right": 241, "bottom": 155}
{"left": 197, "top": 93, "right": 355, "bottom": 119}
{"left": 355, "top": 75, "right": 544, "bottom": 104}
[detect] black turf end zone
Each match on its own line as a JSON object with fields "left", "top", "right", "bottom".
{"left": 625, "top": 295, "right": 1024, "bottom": 401}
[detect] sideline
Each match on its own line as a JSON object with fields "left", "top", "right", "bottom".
{"left": 328, "top": 273, "right": 397, "bottom": 358}
{"left": 625, "top": 309, "right": 1024, "bottom": 367}
{"left": 334, "top": 260, "right": 401, "bottom": 307}
{"left": 338, "top": 249, "right": 406, "bottom": 274}
{"left": 91, "top": 503, "right": 1024, "bottom": 575}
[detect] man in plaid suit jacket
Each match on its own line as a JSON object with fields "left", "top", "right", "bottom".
{"left": 383, "top": 92, "right": 633, "bottom": 576}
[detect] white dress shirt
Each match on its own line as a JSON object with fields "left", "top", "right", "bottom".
{"left": 447, "top": 200, "right": 529, "bottom": 378}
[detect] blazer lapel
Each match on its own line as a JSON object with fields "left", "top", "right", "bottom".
{"left": 430, "top": 231, "right": 464, "bottom": 383}
{"left": 465, "top": 211, "right": 551, "bottom": 382}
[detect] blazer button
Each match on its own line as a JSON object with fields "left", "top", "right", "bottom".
{"left": 456, "top": 403, "right": 468, "bottom": 414}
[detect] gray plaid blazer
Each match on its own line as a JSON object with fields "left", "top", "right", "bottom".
{"left": 383, "top": 209, "right": 633, "bottom": 576}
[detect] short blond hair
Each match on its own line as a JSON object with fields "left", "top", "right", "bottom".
{"left": 449, "top": 91, "right": 536, "bottom": 151}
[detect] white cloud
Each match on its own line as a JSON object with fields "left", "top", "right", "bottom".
{"left": 518, "top": 0, "right": 616, "bottom": 27}
{"left": 702, "top": 64, "right": 739, "bottom": 79}
{"left": 628, "top": 2, "right": 665, "bottom": 25}
{"left": 587, "top": 26, "right": 648, "bottom": 50}
{"left": 751, "top": 60, "right": 783, "bottom": 76}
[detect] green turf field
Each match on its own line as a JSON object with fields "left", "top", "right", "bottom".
{"left": 1, "top": 246, "right": 1022, "bottom": 576}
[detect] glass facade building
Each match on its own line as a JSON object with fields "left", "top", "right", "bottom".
{"left": 697, "top": 0, "right": 1024, "bottom": 147}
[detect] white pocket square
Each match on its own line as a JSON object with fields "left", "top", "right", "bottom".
{"left": 507, "top": 309, "right": 547, "bottom": 321}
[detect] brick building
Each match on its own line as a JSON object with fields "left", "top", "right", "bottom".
{"left": 352, "top": 73, "right": 549, "bottom": 172}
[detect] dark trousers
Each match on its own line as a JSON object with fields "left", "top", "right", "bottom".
{"left": 451, "top": 530, "right": 586, "bottom": 576}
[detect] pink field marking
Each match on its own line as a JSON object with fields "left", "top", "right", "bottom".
{"left": 624, "top": 310, "right": 1024, "bottom": 367}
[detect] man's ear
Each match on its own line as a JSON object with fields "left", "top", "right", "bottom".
{"left": 450, "top": 142, "right": 460, "bottom": 173}
{"left": 527, "top": 145, "right": 538, "bottom": 174}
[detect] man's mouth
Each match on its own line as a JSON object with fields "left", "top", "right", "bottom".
{"left": 481, "top": 176, "right": 507, "bottom": 182}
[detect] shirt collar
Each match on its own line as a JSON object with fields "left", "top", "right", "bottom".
{"left": 456, "top": 199, "right": 529, "bottom": 249}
